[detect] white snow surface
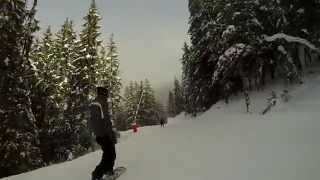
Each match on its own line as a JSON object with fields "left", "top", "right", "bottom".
{"left": 3, "top": 74, "right": 320, "bottom": 180}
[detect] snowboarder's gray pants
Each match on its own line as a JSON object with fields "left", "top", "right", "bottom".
{"left": 92, "top": 136, "right": 116, "bottom": 179}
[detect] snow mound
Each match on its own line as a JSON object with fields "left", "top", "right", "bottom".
{"left": 264, "top": 33, "right": 320, "bottom": 53}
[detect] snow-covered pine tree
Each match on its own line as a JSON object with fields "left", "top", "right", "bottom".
{"left": 30, "top": 26, "right": 64, "bottom": 163}
{"left": 186, "top": 0, "right": 219, "bottom": 113}
{"left": 96, "top": 45, "right": 109, "bottom": 85}
{"left": 54, "top": 19, "right": 77, "bottom": 107}
{"left": 53, "top": 19, "right": 88, "bottom": 161}
{"left": 123, "top": 82, "right": 139, "bottom": 126}
{"left": 0, "top": 0, "right": 44, "bottom": 177}
{"left": 79, "top": 0, "right": 102, "bottom": 89}
{"left": 181, "top": 42, "right": 197, "bottom": 114}
{"left": 167, "top": 91, "right": 175, "bottom": 117}
{"left": 105, "top": 35, "right": 122, "bottom": 121}
{"left": 139, "top": 79, "right": 158, "bottom": 126}
{"left": 173, "top": 78, "right": 184, "bottom": 115}
{"left": 184, "top": 0, "right": 320, "bottom": 115}
{"left": 65, "top": 0, "right": 103, "bottom": 156}
{"left": 30, "top": 27, "right": 57, "bottom": 129}
{"left": 209, "top": 0, "right": 267, "bottom": 92}
{"left": 95, "top": 34, "right": 122, "bottom": 129}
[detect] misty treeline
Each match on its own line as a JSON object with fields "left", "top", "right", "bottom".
{"left": 118, "top": 79, "right": 167, "bottom": 130}
{"left": 180, "top": 0, "right": 320, "bottom": 115}
{"left": 0, "top": 0, "right": 165, "bottom": 178}
{"left": 167, "top": 78, "right": 184, "bottom": 117}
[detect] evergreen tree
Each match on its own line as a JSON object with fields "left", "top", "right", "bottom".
{"left": 0, "top": 0, "right": 43, "bottom": 177}
{"left": 54, "top": 18, "right": 77, "bottom": 106}
{"left": 98, "top": 35, "right": 122, "bottom": 121}
{"left": 96, "top": 45, "right": 109, "bottom": 86}
{"left": 65, "top": 0, "right": 102, "bottom": 156}
{"left": 30, "top": 26, "right": 63, "bottom": 163}
{"left": 51, "top": 19, "right": 82, "bottom": 161}
{"left": 167, "top": 91, "right": 175, "bottom": 117}
{"left": 123, "top": 82, "right": 138, "bottom": 126}
{"left": 173, "top": 78, "right": 184, "bottom": 115}
{"left": 181, "top": 42, "right": 197, "bottom": 114}
{"left": 184, "top": 0, "right": 320, "bottom": 114}
{"left": 96, "top": 35, "right": 122, "bottom": 128}
{"left": 139, "top": 79, "right": 158, "bottom": 126}
{"left": 30, "top": 27, "right": 57, "bottom": 129}
{"left": 67, "top": 0, "right": 102, "bottom": 122}
{"left": 186, "top": 0, "right": 225, "bottom": 113}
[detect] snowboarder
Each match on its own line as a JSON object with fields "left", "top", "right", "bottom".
{"left": 89, "top": 87, "right": 117, "bottom": 180}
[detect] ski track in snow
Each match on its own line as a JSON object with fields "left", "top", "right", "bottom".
{"left": 3, "top": 75, "right": 320, "bottom": 180}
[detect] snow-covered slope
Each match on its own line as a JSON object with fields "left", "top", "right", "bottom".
{"left": 3, "top": 75, "right": 320, "bottom": 180}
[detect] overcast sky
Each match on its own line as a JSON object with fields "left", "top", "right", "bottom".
{"left": 36, "top": 0, "right": 189, "bottom": 93}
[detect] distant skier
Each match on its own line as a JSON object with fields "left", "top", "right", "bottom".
{"left": 89, "top": 87, "right": 117, "bottom": 180}
{"left": 160, "top": 117, "right": 165, "bottom": 127}
{"left": 224, "top": 83, "right": 231, "bottom": 104}
{"left": 244, "top": 91, "right": 250, "bottom": 113}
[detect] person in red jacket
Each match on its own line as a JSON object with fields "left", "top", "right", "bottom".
{"left": 131, "top": 121, "right": 138, "bottom": 133}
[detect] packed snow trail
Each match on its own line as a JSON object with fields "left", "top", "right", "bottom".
{"left": 3, "top": 75, "right": 320, "bottom": 180}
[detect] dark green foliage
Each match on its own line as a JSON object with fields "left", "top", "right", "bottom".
{"left": 30, "top": 19, "right": 82, "bottom": 163}
{"left": 182, "top": 0, "right": 320, "bottom": 114}
{"left": 97, "top": 35, "right": 122, "bottom": 123}
{"left": 167, "top": 91, "right": 175, "bottom": 117}
{"left": 63, "top": 0, "right": 104, "bottom": 159}
{"left": 138, "top": 79, "right": 158, "bottom": 126}
{"left": 0, "top": 0, "right": 123, "bottom": 177}
{"left": 0, "top": 0, "right": 43, "bottom": 177}
{"left": 173, "top": 79, "right": 184, "bottom": 115}
{"left": 167, "top": 79, "right": 184, "bottom": 117}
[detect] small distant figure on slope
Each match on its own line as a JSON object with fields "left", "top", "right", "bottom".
{"left": 89, "top": 87, "right": 117, "bottom": 180}
{"left": 131, "top": 121, "right": 139, "bottom": 133}
{"left": 224, "top": 82, "right": 231, "bottom": 104}
{"left": 244, "top": 91, "right": 250, "bottom": 113}
{"left": 261, "top": 91, "right": 277, "bottom": 115}
{"left": 160, "top": 117, "right": 166, "bottom": 127}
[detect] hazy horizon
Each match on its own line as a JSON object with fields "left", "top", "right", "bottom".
{"left": 36, "top": 0, "right": 189, "bottom": 103}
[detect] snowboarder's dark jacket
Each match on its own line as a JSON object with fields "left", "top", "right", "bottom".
{"left": 89, "top": 98, "right": 116, "bottom": 144}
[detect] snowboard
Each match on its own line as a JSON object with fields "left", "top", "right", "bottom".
{"left": 103, "top": 167, "right": 126, "bottom": 180}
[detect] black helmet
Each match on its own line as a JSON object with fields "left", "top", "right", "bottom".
{"left": 97, "top": 86, "right": 109, "bottom": 96}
